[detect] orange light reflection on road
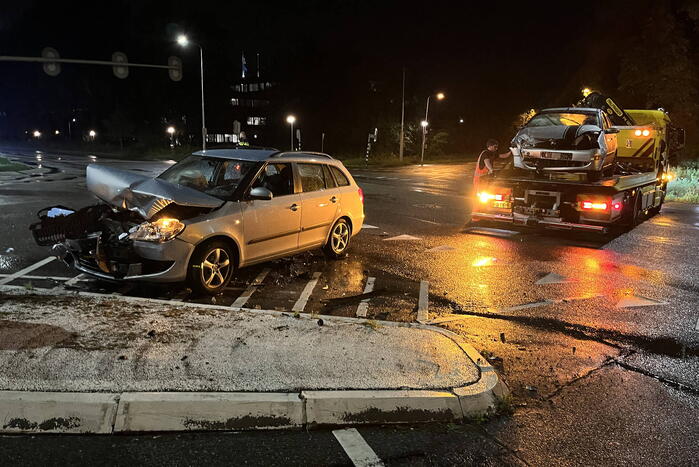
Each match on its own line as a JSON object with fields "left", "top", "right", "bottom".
{"left": 472, "top": 257, "right": 497, "bottom": 267}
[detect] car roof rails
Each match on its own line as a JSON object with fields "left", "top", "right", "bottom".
{"left": 271, "top": 151, "right": 334, "bottom": 160}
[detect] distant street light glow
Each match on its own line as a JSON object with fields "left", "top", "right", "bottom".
{"left": 167, "top": 126, "right": 175, "bottom": 134}
{"left": 176, "top": 35, "right": 189, "bottom": 46}
{"left": 54, "top": 130, "right": 60, "bottom": 135}
{"left": 33, "top": 130, "right": 41, "bottom": 138}
{"left": 89, "top": 130, "right": 96, "bottom": 140}
{"left": 420, "top": 120, "right": 429, "bottom": 127}
{"left": 286, "top": 115, "right": 296, "bottom": 150}
{"left": 582, "top": 87, "right": 592, "bottom": 97}
{"left": 459, "top": 118, "right": 464, "bottom": 123}
{"left": 436, "top": 92, "right": 445, "bottom": 100}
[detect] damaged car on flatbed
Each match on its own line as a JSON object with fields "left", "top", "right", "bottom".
{"left": 30, "top": 148, "right": 365, "bottom": 295}
{"left": 511, "top": 107, "right": 619, "bottom": 180}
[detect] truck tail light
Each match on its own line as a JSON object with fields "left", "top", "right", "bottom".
{"left": 634, "top": 129, "right": 651, "bottom": 137}
{"left": 612, "top": 202, "right": 622, "bottom": 210}
{"left": 477, "top": 190, "right": 510, "bottom": 204}
{"left": 581, "top": 201, "right": 608, "bottom": 211}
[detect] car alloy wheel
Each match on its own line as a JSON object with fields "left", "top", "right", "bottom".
{"left": 331, "top": 221, "right": 350, "bottom": 254}
{"left": 201, "top": 247, "right": 231, "bottom": 289}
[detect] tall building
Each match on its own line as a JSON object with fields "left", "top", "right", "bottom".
{"left": 208, "top": 52, "right": 279, "bottom": 146}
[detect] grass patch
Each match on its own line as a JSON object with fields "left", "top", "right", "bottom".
{"left": 0, "top": 156, "right": 30, "bottom": 172}
{"left": 667, "top": 162, "right": 699, "bottom": 203}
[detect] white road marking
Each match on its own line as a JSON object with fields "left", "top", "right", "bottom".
{"left": 231, "top": 268, "right": 271, "bottom": 309}
{"left": 383, "top": 234, "right": 421, "bottom": 241}
{"left": 356, "top": 276, "right": 376, "bottom": 318}
{"left": 426, "top": 245, "right": 456, "bottom": 252}
{"left": 417, "top": 280, "right": 429, "bottom": 323}
{"left": 63, "top": 273, "right": 87, "bottom": 287}
{"left": 535, "top": 272, "right": 576, "bottom": 285}
{"left": 695, "top": 317, "right": 699, "bottom": 332}
{"left": 362, "top": 224, "right": 379, "bottom": 229}
{"left": 408, "top": 217, "right": 440, "bottom": 225}
{"left": 332, "top": 428, "right": 384, "bottom": 467}
{"left": 616, "top": 295, "right": 668, "bottom": 308}
{"left": 0, "top": 273, "right": 72, "bottom": 281}
{"left": 292, "top": 271, "right": 322, "bottom": 312}
{"left": 0, "top": 257, "right": 56, "bottom": 286}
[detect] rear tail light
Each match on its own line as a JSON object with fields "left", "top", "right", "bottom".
{"left": 358, "top": 187, "right": 364, "bottom": 204}
{"left": 477, "top": 190, "right": 511, "bottom": 204}
{"left": 581, "top": 201, "right": 608, "bottom": 210}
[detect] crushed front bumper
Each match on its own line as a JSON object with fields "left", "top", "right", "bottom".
{"left": 55, "top": 237, "right": 194, "bottom": 282}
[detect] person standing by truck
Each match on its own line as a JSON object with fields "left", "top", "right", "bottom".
{"left": 473, "top": 139, "right": 512, "bottom": 193}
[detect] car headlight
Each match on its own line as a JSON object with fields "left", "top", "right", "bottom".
{"left": 129, "top": 217, "right": 185, "bottom": 242}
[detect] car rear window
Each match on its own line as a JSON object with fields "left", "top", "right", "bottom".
{"left": 298, "top": 163, "right": 326, "bottom": 192}
{"left": 330, "top": 166, "right": 350, "bottom": 187}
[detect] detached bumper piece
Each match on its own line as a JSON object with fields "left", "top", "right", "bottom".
{"left": 31, "top": 204, "right": 173, "bottom": 281}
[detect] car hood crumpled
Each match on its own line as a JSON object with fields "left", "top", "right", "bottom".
{"left": 513, "top": 124, "right": 601, "bottom": 148}
{"left": 86, "top": 164, "right": 224, "bottom": 220}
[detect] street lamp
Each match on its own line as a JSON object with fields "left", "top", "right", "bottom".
{"left": 286, "top": 115, "right": 296, "bottom": 151}
{"left": 421, "top": 92, "right": 445, "bottom": 166}
{"left": 167, "top": 126, "right": 176, "bottom": 148}
{"left": 177, "top": 34, "right": 207, "bottom": 151}
{"left": 89, "top": 130, "right": 96, "bottom": 141}
{"left": 33, "top": 130, "right": 41, "bottom": 138}
{"left": 582, "top": 87, "right": 592, "bottom": 97}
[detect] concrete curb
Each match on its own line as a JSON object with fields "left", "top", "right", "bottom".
{"left": 0, "top": 287, "right": 509, "bottom": 434}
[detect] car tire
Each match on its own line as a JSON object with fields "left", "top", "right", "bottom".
{"left": 323, "top": 218, "right": 351, "bottom": 259}
{"left": 187, "top": 240, "right": 235, "bottom": 295}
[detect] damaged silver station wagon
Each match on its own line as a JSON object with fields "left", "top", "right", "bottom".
{"left": 31, "top": 148, "right": 365, "bottom": 295}
{"left": 511, "top": 107, "right": 619, "bottom": 179}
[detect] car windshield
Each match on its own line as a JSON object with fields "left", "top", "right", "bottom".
{"left": 527, "top": 112, "right": 599, "bottom": 127}
{"left": 158, "top": 155, "right": 258, "bottom": 199}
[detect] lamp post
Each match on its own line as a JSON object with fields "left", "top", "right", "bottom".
{"left": 68, "top": 117, "right": 76, "bottom": 139}
{"left": 286, "top": 115, "right": 296, "bottom": 151}
{"left": 420, "top": 92, "right": 445, "bottom": 166}
{"left": 88, "top": 130, "right": 96, "bottom": 141}
{"left": 167, "top": 126, "right": 175, "bottom": 148}
{"left": 177, "top": 34, "right": 207, "bottom": 151}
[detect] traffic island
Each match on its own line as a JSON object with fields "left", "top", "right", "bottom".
{"left": 0, "top": 288, "right": 508, "bottom": 433}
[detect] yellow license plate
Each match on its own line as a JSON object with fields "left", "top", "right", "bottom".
{"left": 493, "top": 201, "right": 512, "bottom": 209}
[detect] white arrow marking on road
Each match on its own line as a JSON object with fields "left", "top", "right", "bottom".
{"left": 362, "top": 224, "right": 379, "bottom": 229}
{"left": 292, "top": 272, "right": 322, "bottom": 312}
{"left": 383, "top": 234, "right": 421, "bottom": 241}
{"left": 426, "top": 245, "right": 456, "bottom": 252}
{"left": 0, "top": 257, "right": 56, "bottom": 286}
{"left": 356, "top": 276, "right": 376, "bottom": 318}
{"left": 536, "top": 272, "right": 576, "bottom": 285}
{"left": 231, "top": 268, "right": 271, "bottom": 309}
{"left": 333, "top": 428, "right": 384, "bottom": 467}
{"left": 616, "top": 295, "right": 668, "bottom": 308}
{"left": 417, "top": 280, "right": 429, "bottom": 323}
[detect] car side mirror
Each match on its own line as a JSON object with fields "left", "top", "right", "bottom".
{"left": 248, "top": 187, "right": 273, "bottom": 200}
{"left": 604, "top": 127, "right": 620, "bottom": 134}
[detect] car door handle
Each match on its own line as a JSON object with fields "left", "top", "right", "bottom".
{"left": 290, "top": 203, "right": 299, "bottom": 211}
{"left": 330, "top": 196, "right": 338, "bottom": 203}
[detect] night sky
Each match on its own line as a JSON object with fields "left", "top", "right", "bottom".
{"left": 0, "top": 0, "right": 694, "bottom": 155}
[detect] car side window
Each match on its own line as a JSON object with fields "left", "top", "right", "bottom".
{"left": 602, "top": 113, "right": 612, "bottom": 129}
{"left": 298, "top": 163, "right": 326, "bottom": 193}
{"left": 330, "top": 166, "right": 350, "bottom": 187}
{"left": 250, "top": 163, "right": 294, "bottom": 197}
{"left": 322, "top": 164, "right": 337, "bottom": 188}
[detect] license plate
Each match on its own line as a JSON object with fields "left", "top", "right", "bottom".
{"left": 493, "top": 201, "right": 512, "bottom": 209}
{"left": 540, "top": 152, "right": 572, "bottom": 160}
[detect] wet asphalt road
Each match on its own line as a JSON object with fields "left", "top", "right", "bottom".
{"left": 1, "top": 149, "right": 698, "bottom": 466}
